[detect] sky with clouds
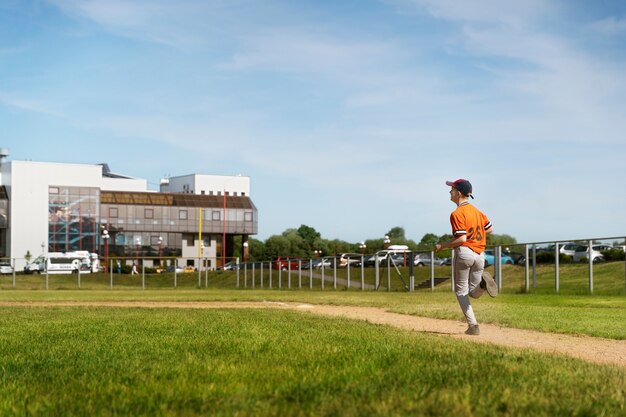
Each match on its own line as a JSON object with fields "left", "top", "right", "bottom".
{"left": 1, "top": 0, "right": 625, "bottom": 244}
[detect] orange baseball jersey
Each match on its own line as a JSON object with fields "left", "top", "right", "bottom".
{"left": 449, "top": 202, "right": 492, "bottom": 254}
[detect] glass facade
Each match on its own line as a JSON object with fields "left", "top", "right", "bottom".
{"left": 45, "top": 188, "right": 257, "bottom": 260}
{"left": 48, "top": 186, "right": 100, "bottom": 253}
{"left": 99, "top": 191, "right": 257, "bottom": 259}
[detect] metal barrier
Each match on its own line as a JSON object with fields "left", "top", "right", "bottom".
{"left": 1, "top": 236, "right": 624, "bottom": 293}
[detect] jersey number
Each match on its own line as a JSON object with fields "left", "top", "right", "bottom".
{"left": 467, "top": 226, "right": 483, "bottom": 242}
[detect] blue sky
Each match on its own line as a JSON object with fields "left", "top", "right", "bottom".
{"left": 2, "top": 0, "right": 625, "bottom": 244}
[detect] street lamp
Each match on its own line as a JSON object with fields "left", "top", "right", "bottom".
{"left": 384, "top": 235, "right": 391, "bottom": 249}
{"left": 359, "top": 242, "right": 367, "bottom": 254}
{"left": 101, "top": 229, "right": 109, "bottom": 273}
{"left": 314, "top": 250, "right": 322, "bottom": 257}
{"left": 243, "top": 241, "right": 249, "bottom": 262}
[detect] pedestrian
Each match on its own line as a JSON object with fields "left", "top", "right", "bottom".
{"left": 131, "top": 263, "right": 138, "bottom": 275}
{"left": 434, "top": 179, "right": 498, "bottom": 336}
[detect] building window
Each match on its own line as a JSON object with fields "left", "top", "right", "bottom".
{"left": 212, "top": 211, "right": 220, "bottom": 221}
{"left": 109, "top": 207, "right": 118, "bottom": 218}
{"left": 179, "top": 210, "right": 188, "bottom": 220}
{"left": 244, "top": 211, "right": 253, "bottom": 222}
{"left": 145, "top": 208, "right": 153, "bottom": 219}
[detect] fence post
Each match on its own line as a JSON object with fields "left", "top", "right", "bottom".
{"left": 252, "top": 262, "right": 255, "bottom": 289}
{"left": 110, "top": 259, "right": 113, "bottom": 289}
{"left": 244, "top": 263, "right": 247, "bottom": 289}
{"left": 588, "top": 240, "right": 593, "bottom": 294}
{"left": 387, "top": 256, "right": 391, "bottom": 292}
{"left": 77, "top": 265, "right": 81, "bottom": 289}
{"left": 298, "top": 260, "right": 302, "bottom": 289}
{"left": 430, "top": 251, "right": 435, "bottom": 292}
{"left": 347, "top": 261, "right": 351, "bottom": 289}
{"left": 524, "top": 244, "right": 529, "bottom": 292}
{"left": 333, "top": 257, "right": 337, "bottom": 290}
{"left": 309, "top": 259, "right": 313, "bottom": 290}
{"left": 236, "top": 258, "right": 240, "bottom": 288}
{"left": 45, "top": 258, "right": 49, "bottom": 290}
{"left": 174, "top": 259, "right": 177, "bottom": 289}
{"left": 12, "top": 258, "right": 16, "bottom": 289}
{"left": 532, "top": 245, "right": 537, "bottom": 289}
{"left": 288, "top": 260, "right": 292, "bottom": 289}
{"left": 361, "top": 256, "right": 365, "bottom": 291}
{"left": 321, "top": 262, "right": 324, "bottom": 290}
{"left": 408, "top": 252, "right": 414, "bottom": 292}
{"left": 495, "top": 246, "right": 501, "bottom": 289}
{"left": 375, "top": 256, "right": 379, "bottom": 291}
{"left": 142, "top": 262, "right": 145, "bottom": 290}
{"left": 555, "top": 243, "right": 560, "bottom": 293}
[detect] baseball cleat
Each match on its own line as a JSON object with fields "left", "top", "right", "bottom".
{"left": 465, "top": 324, "right": 480, "bottom": 335}
{"left": 481, "top": 271, "right": 498, "bottom": 298}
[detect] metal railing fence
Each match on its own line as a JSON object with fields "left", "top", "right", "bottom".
{"left": 1, "top": 235, "right": 624, "bottom": 294}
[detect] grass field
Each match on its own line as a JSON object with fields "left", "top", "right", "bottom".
{"left": 0, "top": 305, "right": 624, "bottom": 417}
{"left": 1, "top": 266, "right": 625, "bottom": 416}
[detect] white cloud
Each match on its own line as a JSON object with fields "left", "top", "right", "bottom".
{"left": 588, "top": 16, "right": 626, "bottom": 36}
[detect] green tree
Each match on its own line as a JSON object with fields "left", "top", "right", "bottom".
{"left": 488, "top": 234, "right": 517, "bottom": 247}
{"left": 297, "top": 225, "right": 321, "bottom": 247}
{"left": 264, "top": 235, "right": 291, "bottom": 259}
{"left": 417, "top": 233, "right": 439, "bottom": 250}
{"left": 386, "top": 227, "right": 406, "bottom": 240}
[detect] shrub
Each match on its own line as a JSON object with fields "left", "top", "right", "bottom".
{"left": 601, "top": 249, "right": 625, "bottom": 261}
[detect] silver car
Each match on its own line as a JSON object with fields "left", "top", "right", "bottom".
{"left": 573, "top": 244, "right": 612, "bottom": 263}
{"left": 0, "top": 262, "right": 14, "bottom": 274}
{"left": 413, "top": 253, "right": 445, "bottom": 267}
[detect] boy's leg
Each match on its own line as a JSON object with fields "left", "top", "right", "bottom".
{"left": 454, "top": 247, "right": 478, "bottom": 326}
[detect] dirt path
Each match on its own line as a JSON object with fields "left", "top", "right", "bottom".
{"left": 2, "top": 300, "right": 625, "bottom": 368}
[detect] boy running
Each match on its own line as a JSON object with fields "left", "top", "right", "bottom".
{"left": 434, "top": 179, "right": 497, "bottom": 336}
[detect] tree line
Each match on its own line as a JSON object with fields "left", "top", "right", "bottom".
{"left": 236, "top": 225, "right": 519, "bottom": 261}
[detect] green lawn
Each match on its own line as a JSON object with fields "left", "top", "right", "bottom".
{"left": 0, "top": 307, "right": 624, "bottom": 417}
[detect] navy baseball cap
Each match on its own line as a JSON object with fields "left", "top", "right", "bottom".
{"left": 446, "top": 179, "right": 474, "bottom": 198}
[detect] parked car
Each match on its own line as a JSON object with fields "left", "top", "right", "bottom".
{"left": 545, "top": 243, "right": 581, "bottom": 258}
{"left": 389, "top": 253, "right": 415, "bottom": 267}
{"left": 573, "top": 244, "right": 612, "bottom": 263}
{"left": 0, "top": 262, "right": 14, "bottom": 274}
{"left": 338, "top": 253, "right": 362, "bottom": 268}
{"left": 303, "top": 256, "right": 336, "bottom": 269}
{"left": 221, "top": 261, "right": 241, "bottom": 270}
{"left": 165, "top": 265, "right": 185, "bottom": 273}
{"left": 483, "top": 249, "right": 514, "bottom": 266}
{"left": 365, "top": 246, "right": 411, "bottom": 267}
{"left": 273, "top": 257, "right": 301, "bottom": 270}
{"left": 413, "top": 253, "right": 446, "bottom": 267}
{"left": 501, "top": 249, "right": 526, "bottom": 264}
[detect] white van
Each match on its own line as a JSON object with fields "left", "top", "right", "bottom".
{"left": 365, "top": 245, "right": 410, "bottom": 267}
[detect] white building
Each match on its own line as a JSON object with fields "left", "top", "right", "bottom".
{"left": 0, "top": 154, "right": 257, "bottom": 271}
